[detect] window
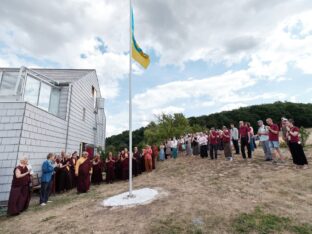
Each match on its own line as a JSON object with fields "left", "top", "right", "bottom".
{"left": 24, "top": 75, "right": 40, "bottom": 105}
{"left": 49, "top": 88, "right": 60, "bottom": 115}
{"left": 23, "top": 74, "right": 60, "bottom": 116}
{"left": 82, "top": 108, "right": 86, "bottom": 121}
{"left": 38, "top": 82, "right": 52, "bottom": 111}
{"left": 92, "top": 86, "right": 97, "bottom": 109}
{"left": 0, "top": 71, "right": 20, "bottom": 95}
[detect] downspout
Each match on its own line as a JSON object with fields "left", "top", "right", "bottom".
{"left": 65, "top": 84, "right": 73, "bottom": 152}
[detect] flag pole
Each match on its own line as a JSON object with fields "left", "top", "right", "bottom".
{"left": 128, "top": 0, "right": 133, "bottom": 197}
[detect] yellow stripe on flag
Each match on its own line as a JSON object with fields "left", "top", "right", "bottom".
{"left": 132, "top": 43, "right": 150, "bottom": 69}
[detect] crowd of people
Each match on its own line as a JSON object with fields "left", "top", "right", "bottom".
{"left": 6, "top": 145, "right": 158, "bottom": 216}
{"left": 161, "top": 117, "right": 309, "bottom": 168}
{"left": 6, "top": 117, "right": 309, "bottom": 216}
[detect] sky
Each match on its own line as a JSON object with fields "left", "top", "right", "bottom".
{"left": 0, "top": 0, "right": 312, "bottom": 136}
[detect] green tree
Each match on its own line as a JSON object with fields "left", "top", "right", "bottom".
{"left": 106, "top": 102, "right": 312, "bottom": 150}
{"left": 144, "top": 113, "right": 191, "bottom": 144}
{"left": 299, "top": 127, "right": 310, "bottom": 147}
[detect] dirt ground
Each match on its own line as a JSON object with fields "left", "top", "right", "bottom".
{"left": 1, "top": 146, "right": 312, "bottom": 234}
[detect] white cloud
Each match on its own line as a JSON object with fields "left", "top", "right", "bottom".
{"left": 136, "top": 0, "right": 312, "bottom": 67}
{"left": 219, "top": 103, "right": 248, "bottom": 112}
{"left": 133, "top": 70, "right": 255, "bottom": 109}
{"left": 152, "top": 106, "right": 185, "bottom": 116}
{"left": 1, "top": 0, "right": 312, "bottom": 136}
{"left": 0, "top": 0, "right": 130, "bottom": 99}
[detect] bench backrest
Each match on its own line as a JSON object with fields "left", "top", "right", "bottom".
{"left": 31, "top": 174, "right": 40, "bottom": 187}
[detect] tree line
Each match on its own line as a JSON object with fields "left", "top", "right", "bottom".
{"left": 105, "top": 102, "right": 312, "bottom": 154}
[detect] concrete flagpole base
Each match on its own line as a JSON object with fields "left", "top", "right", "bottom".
{"left": 102, "top": 188, "right": 158, "bottom": 207}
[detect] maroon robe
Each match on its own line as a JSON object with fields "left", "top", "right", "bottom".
{"left": 7, "top": 166, "right": 31, "bottom": 215}
{"left": 91, "top": 159, "right": 103, "bottom": 184}
{"left": 60, "top": 159, "right": 72, "bottom": 191}
{"left": 121, "top": 154, "right": 129, "bottom": 180}
{"left": 70, "top": 157, "right": 77, "bottom": 188}
{"left": 106, "top": 159, "right": 115, "bottom": 183}
{"left": 77, "top": 159, "right": 92, "bottom": 193}
{"left": 152, "top": 146, "right": 159, "bottom": 170}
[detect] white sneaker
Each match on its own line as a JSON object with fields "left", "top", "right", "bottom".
{"left": 47, "top": 200, "right": 53, "bottom": 203}
{"left": 40, "top": 203, "right": 46, "bottom": 206}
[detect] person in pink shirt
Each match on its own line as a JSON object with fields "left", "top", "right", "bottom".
{"left": 143, "top": 145, "right": 153, "bottom": 172}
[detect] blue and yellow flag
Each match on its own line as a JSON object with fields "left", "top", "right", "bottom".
{"left": 131, "top": 8, "right": 150, "bottom": 69}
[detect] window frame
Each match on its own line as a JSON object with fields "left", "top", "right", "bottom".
{"left": 22, "top": 72, "right": 61, "bottom": 115}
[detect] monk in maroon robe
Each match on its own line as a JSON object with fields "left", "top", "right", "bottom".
{"left": 105, "top": 152, "right": 115, "bottom": 184}
{"left": 70, "top": 152, "right": 78, "bottom": 188}
{"left": 133, "top": 147, "right": 141, "bottom": 176}
{"left": 91, "top": 154, "right": 103, "bottom": 184}
{"left": 152, "top": 145, "right": 159, "bottom": 170}
{"left": 7, "top": 158, "right": 31, "bottom": 216}
{"left": 60, "top": 154, "right": 72, "bottom": 191}
{"left": 75, "top": 151, "right": 92, "bottom": 193}
{"left": 121, "top": 148, "right": 129, "bottom": 180}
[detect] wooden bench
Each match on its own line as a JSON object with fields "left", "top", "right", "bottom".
{"left": 31, "top": 174, "right": 41, "bottom": 193}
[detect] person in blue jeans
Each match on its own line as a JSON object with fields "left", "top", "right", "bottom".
{"left": 40, "top": 153, "right": 56, "bottom": 206}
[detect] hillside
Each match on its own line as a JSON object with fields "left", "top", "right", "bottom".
{"left": 1, "top": 148, "right": 312, "bottom": 233}
{"left": 106, "top": 102, "right": 312, "bottom": 151}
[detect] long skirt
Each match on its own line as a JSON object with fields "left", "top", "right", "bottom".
{"left": 159, "top": 149, "right": 165, "bottom": 161}
{"left": 114, "top": 161, "right": 122, "bottom": 180}
{"left": 145, "top": 158, "right": 153, "bottom": 172}
{"left": 106, "top": 166, "right": 115, "bottom": 183}
{"left": 223, "top": 142, "right": 232, "bottom": 158}
{"left": 122, "top": 167, "right": 129, "bottom": 180}
{"left": 141, "top": 156, "right": 146, "bottom": 172}
{"left": 91, "top": 166, "right": 103, "bottom": 184}
{"left": 186, "top": 144, "right": 192, "bottom": 156}
{"left": 172, "top": 148, "right": 178, "bottom": 159}
{"left": 132, "top": 159, "right": 138, "bottom": 176}
{"left": 70, "top": 169, "right": 77, "bottom": 188}
{"left": 165, "top": 147, "right": 171, "bottom": 157}
{"left": 193, "top": 144, "right": 200, "bottom": 156}
{"left": 56, "top": 169, "right": 71, "bottom": 192}
{"left": 200, "top": 145, "right": 208, "bottom": 158}
{"left": 77, "top": 174, "right": 90, "bottom": 193}
{"left": 152, "top": 155, "right": 156, "bottom": 169}
{"left": 289, "top": 142, "right": 308, "bottom": 165}
{"left": 7, "top": 185, "right": 31, "bottom": 215}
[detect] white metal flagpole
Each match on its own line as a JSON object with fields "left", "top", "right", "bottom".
{"left": 128, "top": 0, "right": 133, "bottom": 197}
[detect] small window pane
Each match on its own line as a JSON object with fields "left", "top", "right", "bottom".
{"left": 38, "top": 83, "right": 51, "bottom": 111}
{"left": 49, "top": 88, "right": 60, "bottom": 115}
{"left": 24, "top": 76, "right": 40, "bottom": 105}
{"left": 0, "top": 72, "right": 19, "bottom": 94}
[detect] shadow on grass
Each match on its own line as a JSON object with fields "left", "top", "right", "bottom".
{"left": 232, "top": 207, "right": 312, "bottom": 234}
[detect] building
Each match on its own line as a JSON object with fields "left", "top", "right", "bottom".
{"left": 0, "top": 67, "right": 106, "bottom": 201}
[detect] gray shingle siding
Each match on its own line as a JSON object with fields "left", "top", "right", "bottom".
{"left": 66, "top": 71, "right": 103, "bottom": 152}
{"left": 0, "top": 102, "right": 25, "bottom": 202}
{"left": 0, "top": 69, "right": 106, "bottom": 202}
